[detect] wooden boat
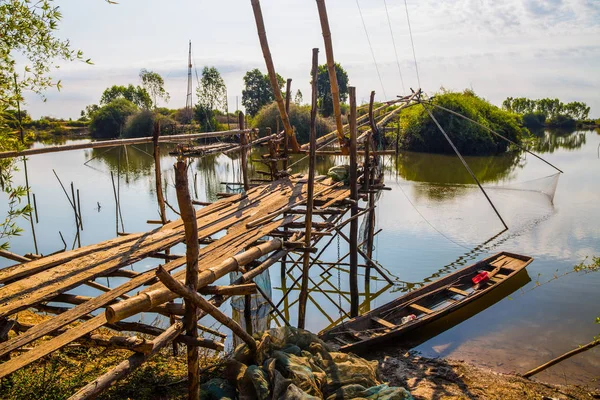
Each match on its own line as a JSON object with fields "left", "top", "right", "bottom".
{"left": 319, "top": 251, "right": 533, "bottom": 353}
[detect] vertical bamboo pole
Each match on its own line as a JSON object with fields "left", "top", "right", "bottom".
{"left": 315, "top": 0, "right": 347, "bottom": 154}
{"left": 71, "top": 182, "right": 81, "bottom": 248}
{"left": 348, "top": 86, "right": 359, "bottom": 317}
{"left": 153, "top": 122, "right": 168, "bottom": 225}
{"left": 298, "top": 48, "right": 319, "bottom": 329}
{"left": 250, "top": 0, "right": 300, "bottom": 152}
{"left": 238, "top": 112, "right": 250, "bottom": 192}
{"left": 14, "top": 74, "right": 24, "bottom": 143}
{"left": 174, "top": 160, "right": 200, "bottom": 400}
{"left": 284, "top": 79, "right": 292, "bottom": 171}
{"left": 365, "top": 91, "right": 376, "bottom": 282}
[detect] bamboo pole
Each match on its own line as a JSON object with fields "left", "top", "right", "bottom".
{"left": 153, "top": 122, "right": 168, "bottom": 225}
{"left": 174, "top": 159, "right": 200, "bottom": 400}
{"left": 239, "top": 112, "right": 250, "bottom": 192}
{"left": 523, "top": 339, "right": 600, "bottom": 378}
{"left": 0, "top": 250, "right": 30, "bottom": 263}
{"left": 105, "top": 239, "right": 283, "bottom": 323}
{"left": 348, "top": 86, "right": 359, "bottom": 317}
{"left": 315, "top": 0, "right": 347, "bottom": 154}
{"left": 156, "top": 267, "right": 257, "bottom": 351}
{"left": 365, "top": 91, "right": 376, "bottom": 282}
{"left": 0, "top": 129, "right": 251, "bottom": 160}
{"left": 283, "top": 78, "right": 292, "bottom": 171}
{"left": 298, "top": 48, "right": 319, "bottom": 329}
{"left": 249, "top": 0, "right": 300, "bottom": 152}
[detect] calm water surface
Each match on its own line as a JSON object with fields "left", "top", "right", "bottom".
{"left": 1, "top": 128, "right": 598, "bottom": 387}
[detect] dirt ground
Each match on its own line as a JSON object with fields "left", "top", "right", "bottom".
{"left": 374, "top": 349, "right": 599, "bottom": 400}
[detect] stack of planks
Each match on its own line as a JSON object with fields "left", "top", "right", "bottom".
{"left": 0, "top": 176, "right": 350, "bottom": 391}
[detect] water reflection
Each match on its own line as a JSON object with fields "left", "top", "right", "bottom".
{"left": 529, "top": 128, "right": 587, "bottom": 153}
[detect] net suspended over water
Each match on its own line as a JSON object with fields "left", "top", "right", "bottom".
{"left": 485, "top": 172, "right": 561, "bottom": 204}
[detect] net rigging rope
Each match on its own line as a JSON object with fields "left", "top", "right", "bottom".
{"left": 383, "top": 0, "right": 406, "bottom": 94}
{"left": 355, "top": 0, "right": 388, "bottom": 100}
{"left": 403, "top": 0, "right": 421, "bottom": 89}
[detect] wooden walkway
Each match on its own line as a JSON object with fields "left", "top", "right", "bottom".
{"left": 0, "top": 176, "right": 349, "bottom": 381}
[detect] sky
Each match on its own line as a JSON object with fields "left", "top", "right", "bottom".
{"left": 21, "top": 0, "right": 600, "bottom": 119}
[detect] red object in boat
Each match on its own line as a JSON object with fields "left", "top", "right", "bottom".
{"left": 472, "top": 271, "right": 489, "bottom": 285}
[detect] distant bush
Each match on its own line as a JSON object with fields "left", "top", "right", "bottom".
{"left": 123, "top": 110, "right": 178, "bottom": 138}
{"left": 252, "top": 102, "right": 335, "bottom": 144}
{"left": 547, "top": 114, "right": 576, "bottom": 128}
{"left": 522, "top": 112, "right": 546, "bottom": 128}
{"left": 89, "top": 99, "right": 138, "bottom": 139}
{"left": 396, "top": 89, "right": 526, "bottom": 155}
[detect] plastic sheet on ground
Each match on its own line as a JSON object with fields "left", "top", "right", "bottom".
{"left": 202, "top": 326, "right": 412, "bottom": 400}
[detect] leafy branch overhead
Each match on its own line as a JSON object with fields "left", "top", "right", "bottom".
{"left": 1, "top": 0, "right": 87, "bottom": 250}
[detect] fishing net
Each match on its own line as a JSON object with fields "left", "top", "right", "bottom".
{"left": 230, "top": 267, "right": 272, "bottom": 348}
{"left": 485, "top": 172, "right": 560, "bottom": 204}
{"left": 200, "top": 326, "right": 413, "bottom": 400}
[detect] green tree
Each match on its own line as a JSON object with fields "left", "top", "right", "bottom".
{"left": 197, "top": 66, "right": 226, "bottom": 114}
{"left": 100, "top": 84, "right": 152, "bottom": 109}
{"left": 1, "top": 0, "right": 86, "bottom": 250}
{"left": 139, "top": 69, "right": 170, "bottom": 109}
{"left": 316, "top": 63, "right": 349, "bottom": 117}
{"left": 89, "top": 98, "right": 138, "bottom": 139}
{"left": 241, "top": 69, "right": 284, "bottom": 116}
{"left": 294, "top": 89, "right": 303, "bottom": 105}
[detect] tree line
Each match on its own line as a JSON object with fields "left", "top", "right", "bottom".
{"left": 502, "top": 97, "right": 591, "bottom": 128}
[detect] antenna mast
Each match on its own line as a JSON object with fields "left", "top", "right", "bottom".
{"left": 185, "top": 40, "right": 193, "bottom": 123}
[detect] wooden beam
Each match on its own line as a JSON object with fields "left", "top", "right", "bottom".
{"left": 298, "top": 48, "right": 319, "bottom": 329}
{"left": 348, "top": 86, "right": 359, "bottom": 317}
{"left": 250, "top": 0, "right": 299, "bottom": 152}
{"left": 371, "top": 317, "right": 395, "bottom": 330}
{"left": 409, "top": 303, "right": 434, "bottom": 315}
{"left": 153, "top": 122, "right": 168, "bottom": 225}
{"left": 174, "top": 159, "right": 200, "bottom": 400}
{"left": 199, "top": 283, "right": 257, "bottom": 296}
{"left": 316, "top": 0, "right": 347, "bottom": 154}
{"left": 156, "top": 267, "right": 256, "bottom": 351}
{"left": 523, "top": 339, "right": 600, "bottom": 378}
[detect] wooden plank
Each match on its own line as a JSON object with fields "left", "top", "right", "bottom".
{"left": 371, "top": 317, "right": 396, "bottom": 330}
{"left": 447, "top": 287, "right": 469, "bottom": 296}
{"left": 495, "top": 273, "right": 509, "bottom": 280}
{"left": 409, "top": 303, "right": 434, "bottom": 315}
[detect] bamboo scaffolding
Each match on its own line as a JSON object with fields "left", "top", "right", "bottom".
{"left": 348, "top": 86, "right": 360, "bottom": 317}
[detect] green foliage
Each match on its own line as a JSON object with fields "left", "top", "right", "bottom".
{"left": 139, "top": 69, "right": 169, "bottom": 109}
{"left": 522, "top": 111, "right": 546, "bottom": 128}
{"left": 294, "top": 89, "right": 303, "bottom": 105}
{"left": 197, "top": 66, "right": 227, "bottom": 114}
{"left": 100, "top": 85, "right": 152, "bottom": 109}
{"left": 122, "top": 110, "right": 177, "bottom": 138}
{"left": 89, "top": 99, "right": 138, "bottom": 139}
{"left": 252, "top": 102, "right": 334, "bottom": 144}
{"left": 397, "top": 89, "right": 525, "bottom": 155}
{"left": 316, "top": 63, "right": 349, "bottom": 117}
{"left": 1, "top": 0, "right": 86, "bottom": 251}
{"left": 194, "top": 104, "right": 217, "bottom": 132}
{"left": 171, "top": 107, "right": 193, "bottom": 124}
{"left": 502, "top": 97, "right": 590, "bottom": 126}
{"left": 242, "top": 69, "right": 284, "bottom": 116}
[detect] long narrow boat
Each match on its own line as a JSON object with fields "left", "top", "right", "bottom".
{"left": 320, "top": 251, "right": 533, "bottom": 353}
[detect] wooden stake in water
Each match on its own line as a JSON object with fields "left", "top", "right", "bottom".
{"left": 298, "top": 48, "right": 319, "bottom": 329}
{"left": 152, "top": 122, "right": 168, "bottom": 225}
{"left": 174, "top": 160, "right": 200, "bottom": 400}
{"left": 348, "top": 86, "right": 360, "bottom": 317}
{"left": 239, "top": 112, "right": 250, "bottom": 192}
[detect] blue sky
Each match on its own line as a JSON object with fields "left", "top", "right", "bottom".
{"left": 22, "top": 0, "right": 600, "bottom": 119}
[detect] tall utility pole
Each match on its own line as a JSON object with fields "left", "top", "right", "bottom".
{"left": 185, "top": 40, "right": 193, "bottom": 125}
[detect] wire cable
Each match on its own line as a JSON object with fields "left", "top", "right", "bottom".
{"left": 383, "top": 0, "right": 406, "bottom": 94}
{"left": 355, "top": 0, "right": 388, "bottom": 99}
{"left": 403, "top": 0, "right": 421, "bottom": 88}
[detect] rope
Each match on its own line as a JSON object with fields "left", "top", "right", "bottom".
{"left": 403, "top": 0, "right": 421, "bottom": 88}
{"left": 355, "top": 0, "right": 388, "bottom": 99}
{"left": 383, "top": 0, "right": 406, "bottom": 94}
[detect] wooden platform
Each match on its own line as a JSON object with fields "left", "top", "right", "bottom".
{"left": 0, "top": 176, "right": 349, "bottom": 380}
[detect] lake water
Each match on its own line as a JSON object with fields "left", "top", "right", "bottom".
{"left": 1, "top": 128, "right": 598, "bottom": 387}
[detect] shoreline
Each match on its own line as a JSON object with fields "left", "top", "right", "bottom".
{"left": 374, "top": 350, "right": 598, "bottom": 399}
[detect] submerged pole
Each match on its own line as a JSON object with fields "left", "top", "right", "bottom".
{"left": 238, "top": 112, "right": 250, "bottom": 192}
{"left": 315, "top": 0, "right": 348, "bottom": 154}
{"left": 250, "top": 0, "right": 300, "bottom": 151}
{"left": 348, "top": 86, "right": 360, "bottom": 317}
{"left": 298, "top": 48, "right": 319, "bottom": 329}
{"left": 174, "top": 159, "right": 200, "bottom": 400}
{"left": 422, "top": 104, "right": 509, "bottom": 230}
{"left": 153, "top": 122, "right": 168, "bottom": 225}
